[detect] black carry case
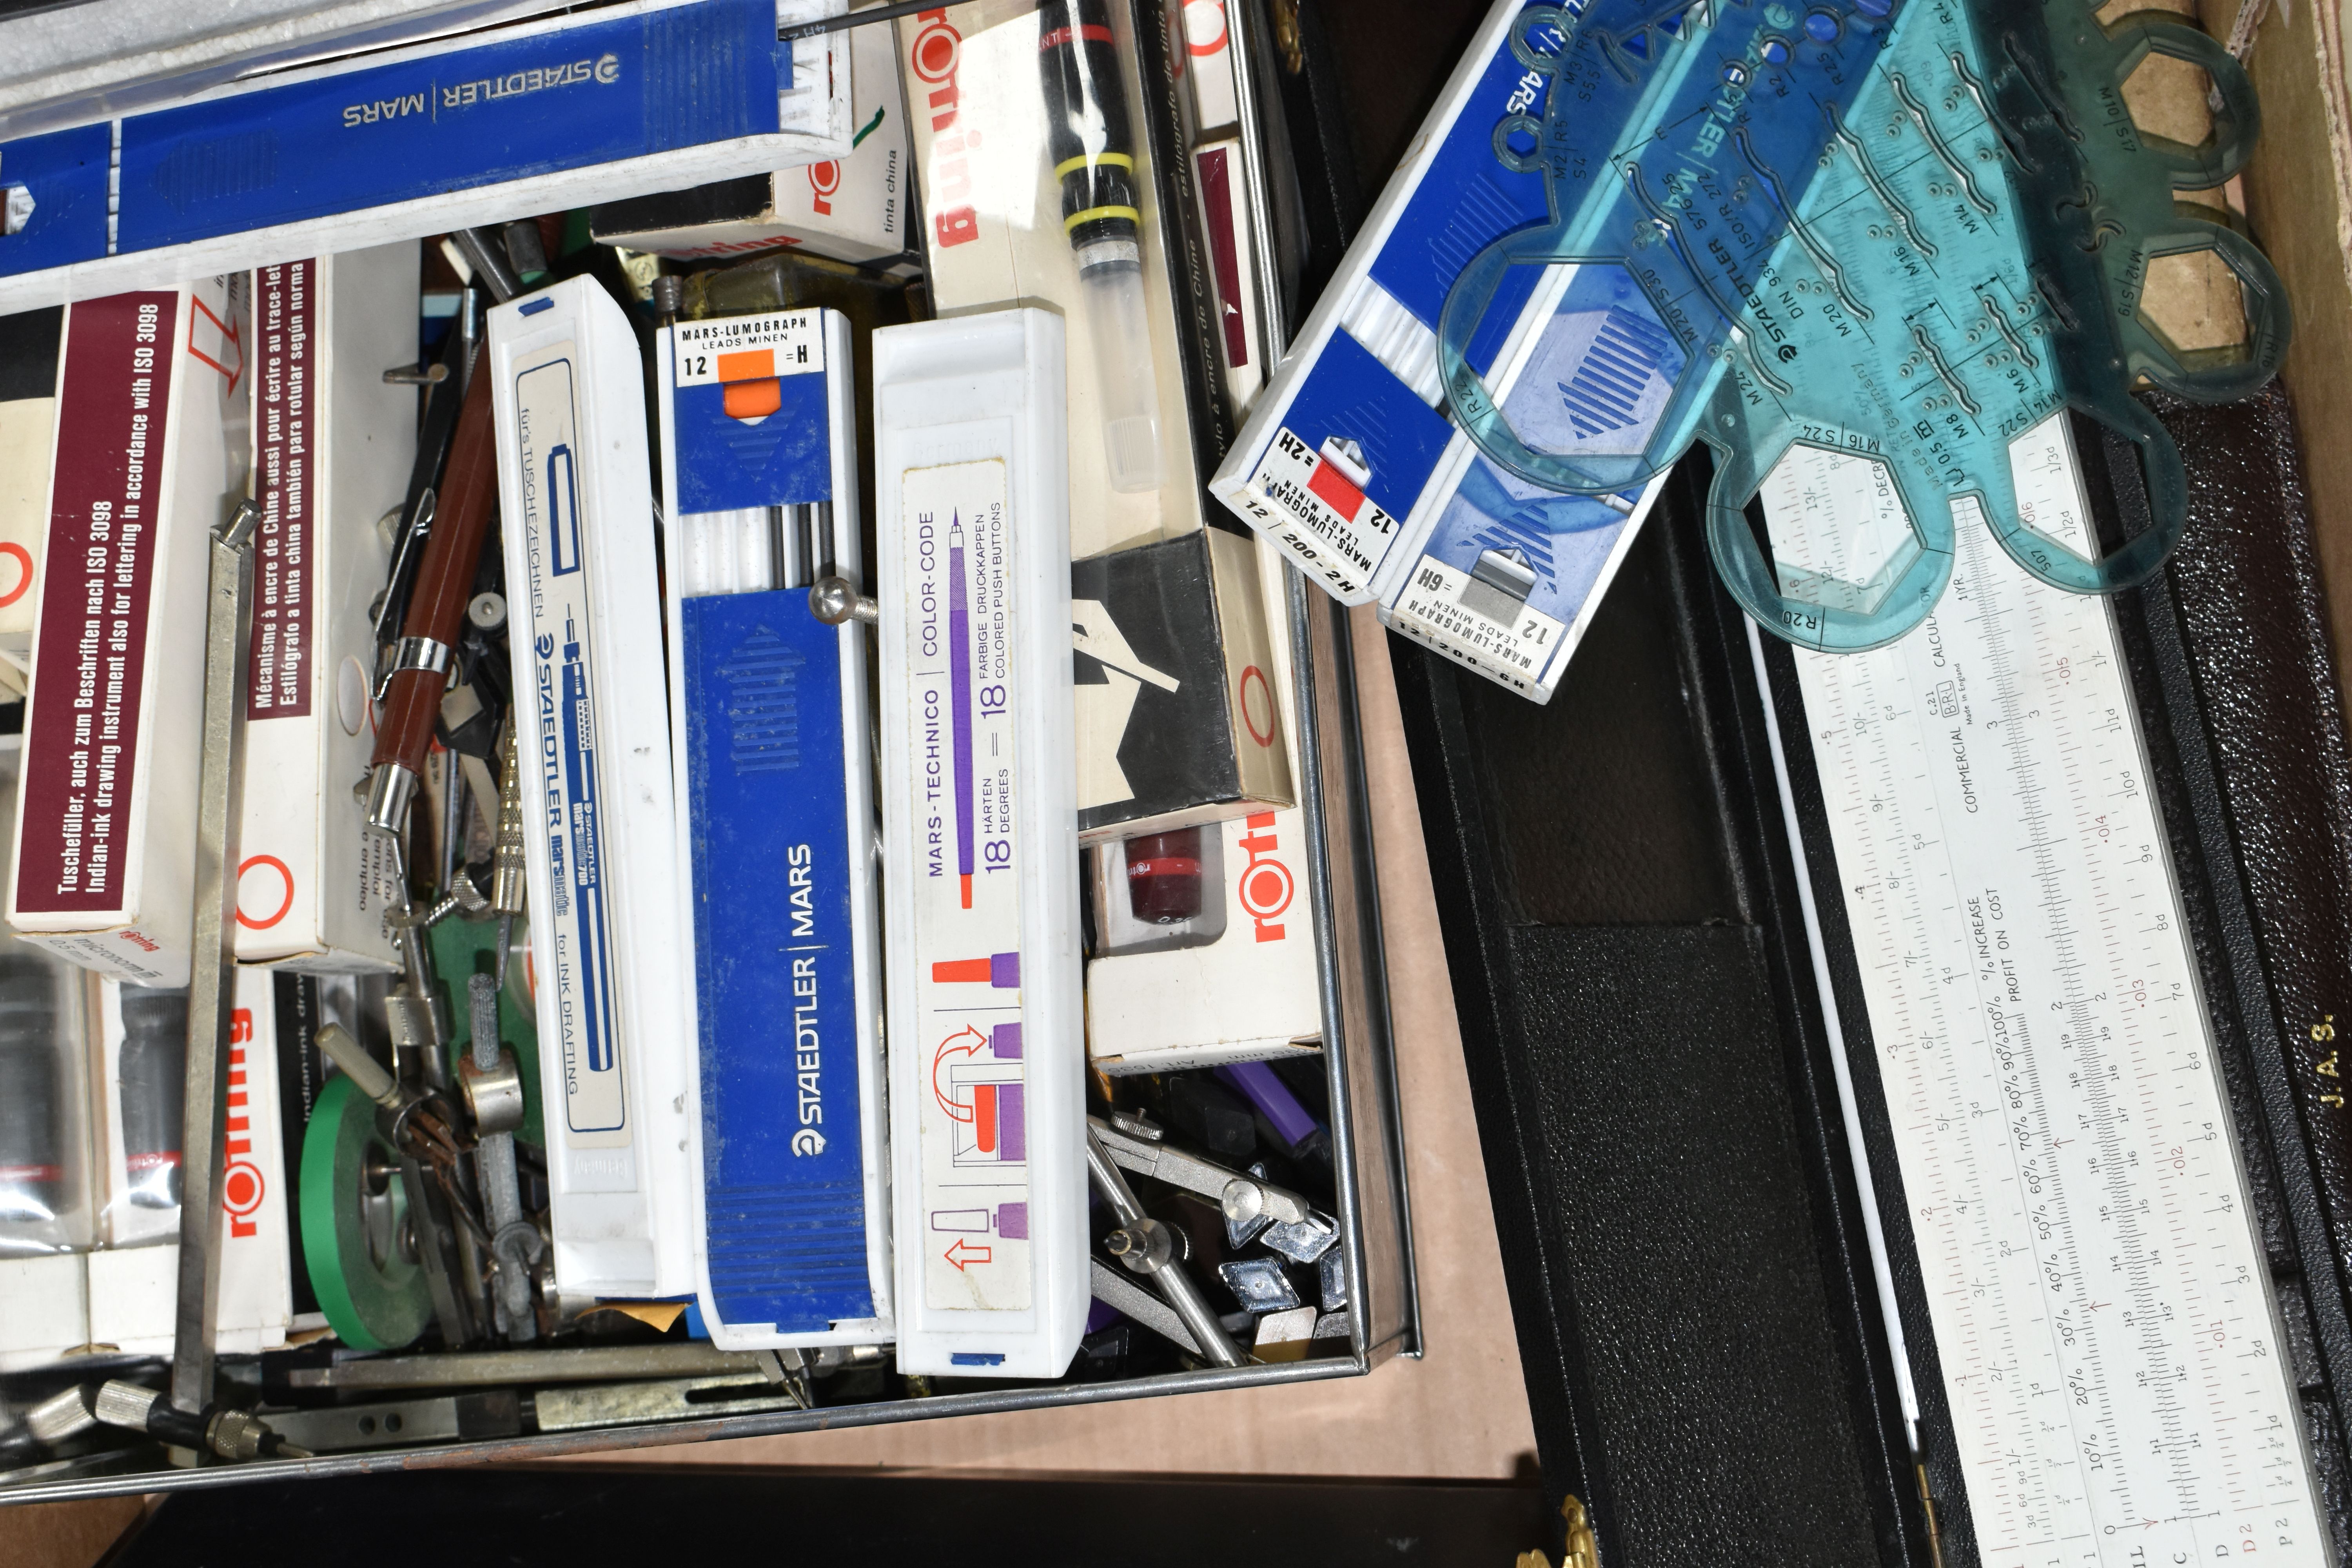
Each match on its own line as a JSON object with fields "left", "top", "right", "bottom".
{"left": 1267, "top": 3, "right": 2352, "bottom": 1559}
{"left": 1394, "top": 468, "right": 1935, "bottom": 1566}
{"left": 1392, "top": 407, "right": 2352, "bottom": 1564}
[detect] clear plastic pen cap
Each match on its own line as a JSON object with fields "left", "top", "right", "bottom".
{"left": 1078, "top": 239, "right": 1163, "bottom": 494}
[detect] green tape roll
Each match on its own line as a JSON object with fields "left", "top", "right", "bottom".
{"left": 299, "top": 1074, "right": 431, "bottom": 1351}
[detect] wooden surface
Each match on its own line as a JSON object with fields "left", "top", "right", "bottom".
{"left": 0, "top": 1496, "right": 145, "bottom": 1568}
{"left": 2205, "top": 0, "right": 2352, "bottom": 711}
{"left": 568, "top": 607, "right": 1541, "bottom": 1481}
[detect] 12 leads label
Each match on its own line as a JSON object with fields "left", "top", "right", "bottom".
{"left": 671, "top": 308, "right": 825, "bottom": 385}
{"left": 1240, "top": 426, "right": 1397, "bottom": 601}
{"left": 1387, "top": 554, "right": 1566, "bottom": 696}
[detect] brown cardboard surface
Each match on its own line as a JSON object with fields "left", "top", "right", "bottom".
{"left": 560, "top": 606, "right": 1539, "bottom": 1480}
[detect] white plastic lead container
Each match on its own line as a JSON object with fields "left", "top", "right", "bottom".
{"left": 872, "top": 308, "right": 1086, "bottom": 1379}
{"left": 489, "top": 277, "right": 693, "bottom": 1302}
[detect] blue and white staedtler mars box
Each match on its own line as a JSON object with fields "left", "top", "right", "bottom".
{"left": 657, "top": 305, "right": 893, "bottom": 1350}
{"left": 0, "top": 0, "right": 856, "bottom": 311}
{"left": 1205, "top": 0, "right": 1668, "bottom": 702}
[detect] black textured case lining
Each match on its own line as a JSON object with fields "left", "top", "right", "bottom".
{"left": 1398, "top": 391, "right": 2352, "bottom": 1563}
{"left": 0, "top": 305, "right": 59, "bottom": 402}
{"left": 2147, "top": 384, "right": 2352, "bottom": 1341}
{"left": 1395, "top": 479, "right": 1926, "bottom": 1567}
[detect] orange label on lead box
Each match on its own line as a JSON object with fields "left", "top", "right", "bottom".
{"left": 715, "top": 347, "right": 775, "bottom": 382}
{"left": 1236, "top": 425, "right": 1397, "bottom": 603}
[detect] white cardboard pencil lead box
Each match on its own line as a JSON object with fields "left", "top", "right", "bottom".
{"left": 592, "top": 16, "right": 913, "bottom": 269}
{"left": 1087, "top": 540, "right": 1320, "bottom": 1073}
{"left": 236, "top": 246, "right": 412, "bottom": 972}
{"left": 6, "top": 275, "right": 250, "bottom": 987}
{"left": 1085, "top": 808, "right": 1321, "bottom": 1074}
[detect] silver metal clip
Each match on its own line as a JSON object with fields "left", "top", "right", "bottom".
{"left": 1085, "top": 1129, "right": 1248, "bottom": 1368}
{"left": 171, "top": 499, "right": 260, "bottom": 1417}
{"left": 375, "top": 634, "right": 453, "bottom": 701}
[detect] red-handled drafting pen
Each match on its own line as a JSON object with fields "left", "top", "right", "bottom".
{"left": 365, "top": 362, "right": 499, "bottom": 836}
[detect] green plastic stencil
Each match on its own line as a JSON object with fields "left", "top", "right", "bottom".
{"left": 1441, "top": 0, "right": 2289, "bottom": 651}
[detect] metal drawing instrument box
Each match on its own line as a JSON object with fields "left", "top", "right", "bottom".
{"left": 0, "top": 0, "right": 1409, "bottom": 1502}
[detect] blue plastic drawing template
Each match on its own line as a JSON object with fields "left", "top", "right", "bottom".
{"left": 1699, "top": 0, "right": 2285, "bottom": 646}
{"left": 1441, "top": 0, "right": 2287, "bottom": 651}
{"left": 1434, "top": 0, "right": 1906, "bottom": 501}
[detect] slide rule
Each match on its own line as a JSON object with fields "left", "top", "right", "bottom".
{"left": 1764, "top": 422, "right": 2325, "bottom": 1566}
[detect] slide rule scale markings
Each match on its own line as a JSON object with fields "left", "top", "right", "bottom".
{"left": 1766, "top": 425, "right": 2323, "bottom": 1566}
